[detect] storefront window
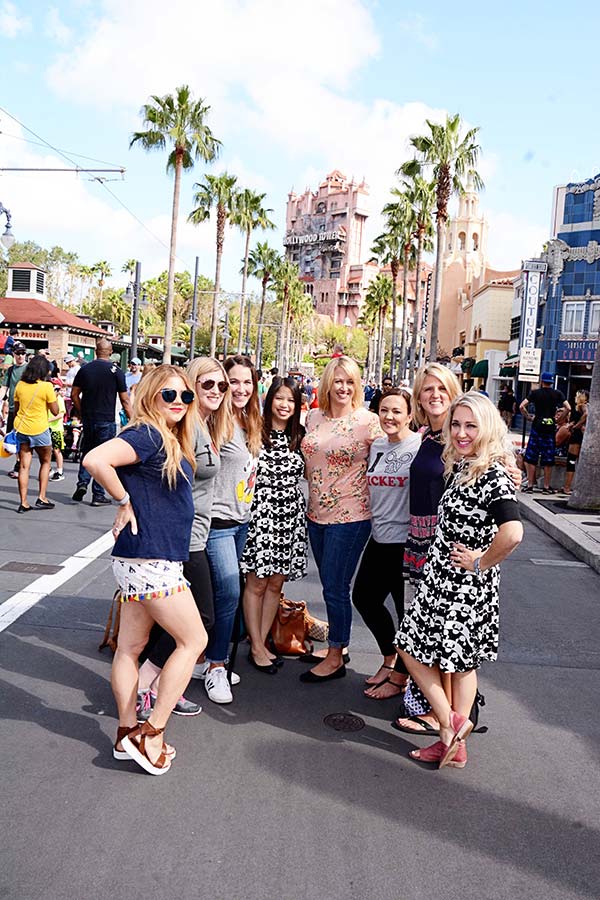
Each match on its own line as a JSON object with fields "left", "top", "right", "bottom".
{"left": 562, "top": 302, "right": 585, "bottom": 334}
{"left": 589, "top": 301, "right": 600, "bottom": 335}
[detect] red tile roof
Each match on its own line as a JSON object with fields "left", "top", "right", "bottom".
{"left": 0, "top": 297, "right": 110, "bottom": 335}
{"left": 10, "top": 262, "right": 44, "bottom": 270}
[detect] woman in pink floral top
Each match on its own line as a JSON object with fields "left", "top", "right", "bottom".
{"left": 299, "top": 356, "right": 381, "bottom": 683}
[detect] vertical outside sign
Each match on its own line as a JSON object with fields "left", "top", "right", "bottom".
{"left": 521, "top": 270, "right": 541, "bottom": 350}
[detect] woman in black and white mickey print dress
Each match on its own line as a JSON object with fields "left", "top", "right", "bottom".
{"left": 395, "top": 393, "right": 523, "bottom": 770}
{"left": 241, "top": 377, "right": 307, "bottom": 672}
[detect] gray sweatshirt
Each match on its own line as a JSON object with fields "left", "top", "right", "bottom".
{"left": 210, "top": 421, "right": 257, "bottom": 526}
{"left": 189, "top": 423, "right": 221, "bottom": 552}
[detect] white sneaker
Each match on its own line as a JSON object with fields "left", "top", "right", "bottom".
{"left": 204, "top": 666, "right": 233, "bottom": 704}
{"left": 192, "top": 660, "right": 240, "bottom": 685}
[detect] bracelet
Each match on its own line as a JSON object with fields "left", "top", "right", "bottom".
{"left": 115, "top": 492, "right": 130, "bottom": 506}
{"left": 473, "top": 557, "right": 483, "bottom": 577}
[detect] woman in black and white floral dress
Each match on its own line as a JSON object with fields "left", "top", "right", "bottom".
{"left": 241, "top": 377, "right": 307, "bottom": 672}
{"left": 395, "top": 393, "right": 523, "bottom": 769}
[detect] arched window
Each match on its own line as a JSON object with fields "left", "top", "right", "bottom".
{"left": 458, "top": 232, "right": 466, "bottom": 251}
{"left": 472, "top": 233, "right": 479, "bottom": 251}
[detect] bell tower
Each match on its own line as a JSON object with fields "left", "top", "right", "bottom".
{"left": 444, "top": 175, "right": 487, "bottom": 281}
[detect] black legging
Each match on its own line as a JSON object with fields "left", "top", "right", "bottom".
{"left": 142, "top": 549, "right": 214, "bottom": 669}
{"left": 352, "top": 537, "right": 407, "bottom": 673}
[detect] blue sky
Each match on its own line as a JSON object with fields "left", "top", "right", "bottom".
{"left": 1, "top": 0, "right": 598, "bottom": 298}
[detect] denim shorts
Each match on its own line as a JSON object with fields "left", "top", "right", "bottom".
{"left": 16, "top": 429, "right": 51, "bottom": 448}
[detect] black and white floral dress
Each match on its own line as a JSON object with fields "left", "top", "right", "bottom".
{"left": 240, "top": 429, "right": 307, "bottom": 580}
{"left": 395, "top": 461, "right": 519, "bottom": 672}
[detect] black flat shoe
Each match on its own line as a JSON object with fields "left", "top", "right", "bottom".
{"left": 300, "top": 651, "right": 350, "bottom": 665}
{"left": 299, "top": 665, "right": 346, "bottom": 684}
{"left": 270, "top": 655, "right": 284, "bottom": 668}
{"left": 17, "top": 504, "right": 32, "bottom": 514}
{"left": 35, "top": 499, "right": 55, "bottom": 509}
{"left": 248, "top": 651, "right": 278, "bottom": 674}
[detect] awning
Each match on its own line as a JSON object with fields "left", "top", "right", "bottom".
{"left": 503, "top": 353, "right": 519, "bottom": 364}
{"left": 499, "top": 364, "right": 518, "bottom": 377}
{"left": 471, "top": 359, "right": 489, "bottom": 378}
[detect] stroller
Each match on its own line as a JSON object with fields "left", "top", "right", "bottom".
{"left": 63, "top": 416, "right": 83, "bottom": 462}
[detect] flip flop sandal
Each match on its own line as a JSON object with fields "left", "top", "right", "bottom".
{"left": 364, "top": 664, "right": 394, "bottom": 686}
{"left": 121, "top": 720, "right": 172, "bottom": 775}
{"left": 113, "top": 725, "right": 176, "bottom": 761}
{"left": 364, "top": 678, "right": 407, "bottom": 700}
{"left": 391, "top": 715, "right": 440, "bottom": 736}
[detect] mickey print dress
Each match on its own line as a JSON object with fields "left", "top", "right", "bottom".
{"left": 240, "top": 429, "right": 307, "bottom": 580}
{"left": 395, "top": 461, "right": 519, "bottom": 672}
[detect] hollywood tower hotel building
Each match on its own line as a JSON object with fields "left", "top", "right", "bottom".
{"left": 284, "top": 171, "right": 370, "bottom": 327}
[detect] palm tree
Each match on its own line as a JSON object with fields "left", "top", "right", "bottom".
{"left": 403, "top": 113, "right": 483, "bottom": 358}
{"left": 77, "top": 264, "right": 93, "bottom": 312}
{"left": 92, "top": 261, "right": 112, "bottom": 316}
{"left": 247, "top": 242, "right": 281, "bottom": 369}
{"left": 568, "top": 359, "right": 600, "bottom": 509}
{"left": 189, "top": 172, "right": 238, "bottom": 357}
{"left": 373, "top": 193, "right": 415, "bottom": 381}
{"left": 273, "top": 258, "right": 301, "bottom": 374}
{"left": 232, "top": 189, "right": 275, "bottom": 353}
{"left": 130, "top": 85, "right": 221, "bottom": 363}
{"left": 397, "top": 169, "right": 436, "bottom": 379}
{"left": 122, "top": 259, "right": 137, "bottom": 280}
{"left": 364, "top": 273, "right": 393, "bottom": 385}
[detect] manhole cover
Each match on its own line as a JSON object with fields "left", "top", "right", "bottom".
{"left": 323, "top": 713, "right": 365, "bottom": 732}
{"left": 1, "top": 561, "right": 63, "bottom": 575}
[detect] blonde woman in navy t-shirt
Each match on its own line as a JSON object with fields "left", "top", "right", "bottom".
{"left": 83, "top": 365, "right": 206, "bottom": 776}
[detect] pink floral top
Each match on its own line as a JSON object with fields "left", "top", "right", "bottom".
{"left": 302, "top": 406, "right": 382, "bottom": 524}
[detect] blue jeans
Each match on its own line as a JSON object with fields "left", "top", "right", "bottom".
{"left": 205, "top": 522, "right": 249, "bottom": 663}
{"left": 77, "top": 421, "right": 117, "bottom": 498}
{"left": 307, "top": 519, "right": 371, "bottom": 647}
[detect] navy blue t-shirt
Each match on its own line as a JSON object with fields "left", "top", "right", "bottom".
{"left": 111, "top": 424, "right": 194, "bottom": 562}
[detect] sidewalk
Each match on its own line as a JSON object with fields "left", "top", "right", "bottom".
{"left": 518, "top": 490, "right": 600, "bottom": 575}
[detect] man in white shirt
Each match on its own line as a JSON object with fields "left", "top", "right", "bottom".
{"left": 63, "top": 354, "right": 80, "bottom": 387}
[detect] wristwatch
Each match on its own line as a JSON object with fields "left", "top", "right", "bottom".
{"left": 473, "top": 557, "right": 482, "bottom": 577}
{"left": 116, "top": 492, "right": 130, "bottom": 506}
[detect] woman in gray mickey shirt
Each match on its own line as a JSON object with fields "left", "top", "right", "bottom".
{"left": 352, "top": 388, "right": 421, "bottom": 700}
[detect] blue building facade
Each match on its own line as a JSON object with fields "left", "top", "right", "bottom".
{"left": 540, "top": 174, "right": 599, "bottom": 402}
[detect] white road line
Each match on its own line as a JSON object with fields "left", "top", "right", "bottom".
{"left": 0, "top": 530, "right": 114, "bottom": 634}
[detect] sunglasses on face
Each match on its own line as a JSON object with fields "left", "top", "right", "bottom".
{"left": 158, "top": 388, "right": 195, "bottom": 404}
{"left": 197, "top": 379, "right": 228, "bottom": 393}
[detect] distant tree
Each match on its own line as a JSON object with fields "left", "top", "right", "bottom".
{"left": 189, "top": 171, "right": 239, "bottom": 357}
{"left": 363, "top": 273, "right": 393, "bottom": 385}
{"left": 403, "top": 113, "right": 483, "bottom": 357}
{"left": 130, "top": 85, "right": 221, "bottom": 362}
{"left": 231, "top": 189, "right": 275, "bottom": 353}
{"left": 247, "top": 241, "right": 281, "bottom": 370}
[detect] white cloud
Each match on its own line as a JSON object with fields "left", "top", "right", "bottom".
{"left": 397, "top": 13, "right": 439, "bottom": 51}
{"left": 45, "top": 7, "right": 72, "bottom": 45}
{"left": 0, "top": 0, "right": 30, "bottom": 38}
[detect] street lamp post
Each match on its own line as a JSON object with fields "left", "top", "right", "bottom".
{"left": 0, "top": 202, "right": 15, "bottom": 249}
{"left": 222, "top": 311, "right": 231, "bottom": 360}
{"left": 189, "top": 256, "right": 200, "bottom": 361}
{"left": 244, "top": 299, "right": 251, "bottom": 356}
{"left": 123, "top": 261, "right": 142, "bottom": 360}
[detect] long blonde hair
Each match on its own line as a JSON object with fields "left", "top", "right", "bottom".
{"left": 187, "top": 356, "right": 233, "bottom": 451}
{"left": 126, "top": 365, "right": 198, "bottom": 488}
{"left": 318, "top": 356, "right": 363, "bottom": 413}
{"left": 412, "top": 362, "right": 462, "bottom": 429}
{"left": 442, "top": 392, "right": 512, "bottom": 486}
{"left": 224, "top": 355, "right": 262, "bottom": 456}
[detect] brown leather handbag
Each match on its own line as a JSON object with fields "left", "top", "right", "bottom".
{"left": 98, "top": 589, "right": 121, "bottom": 653}
{"left": 270, "top": 597, "right": 313, "bottom": 656}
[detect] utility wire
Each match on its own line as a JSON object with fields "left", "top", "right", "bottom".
{"left": 0, "top": 130, "right": 125, "bottom": 168}
{"left": 0, "top": 105, "right": 194, "bottom": 270}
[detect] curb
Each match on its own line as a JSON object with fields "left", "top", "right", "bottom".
{"left": 517, "top": 495, "right": 600, "bottom": 576}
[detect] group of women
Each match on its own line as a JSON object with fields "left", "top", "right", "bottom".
{"left": 83, "top": 354, "right": 523, "bottom": 776}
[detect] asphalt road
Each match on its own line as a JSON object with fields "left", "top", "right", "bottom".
{"left": 1, "top": 457, "right": 599, "bottom": 900}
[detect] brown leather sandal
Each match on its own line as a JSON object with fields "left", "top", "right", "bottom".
{"left": 121, "top": 720, "right": 172, "bottom": 775}
{"left": 113, "top": 725, "right": 177, "bottom": 762}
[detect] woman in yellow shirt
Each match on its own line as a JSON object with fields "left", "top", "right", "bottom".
{"left": 13, "top": 355, "right": 59, "bottom": 513}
